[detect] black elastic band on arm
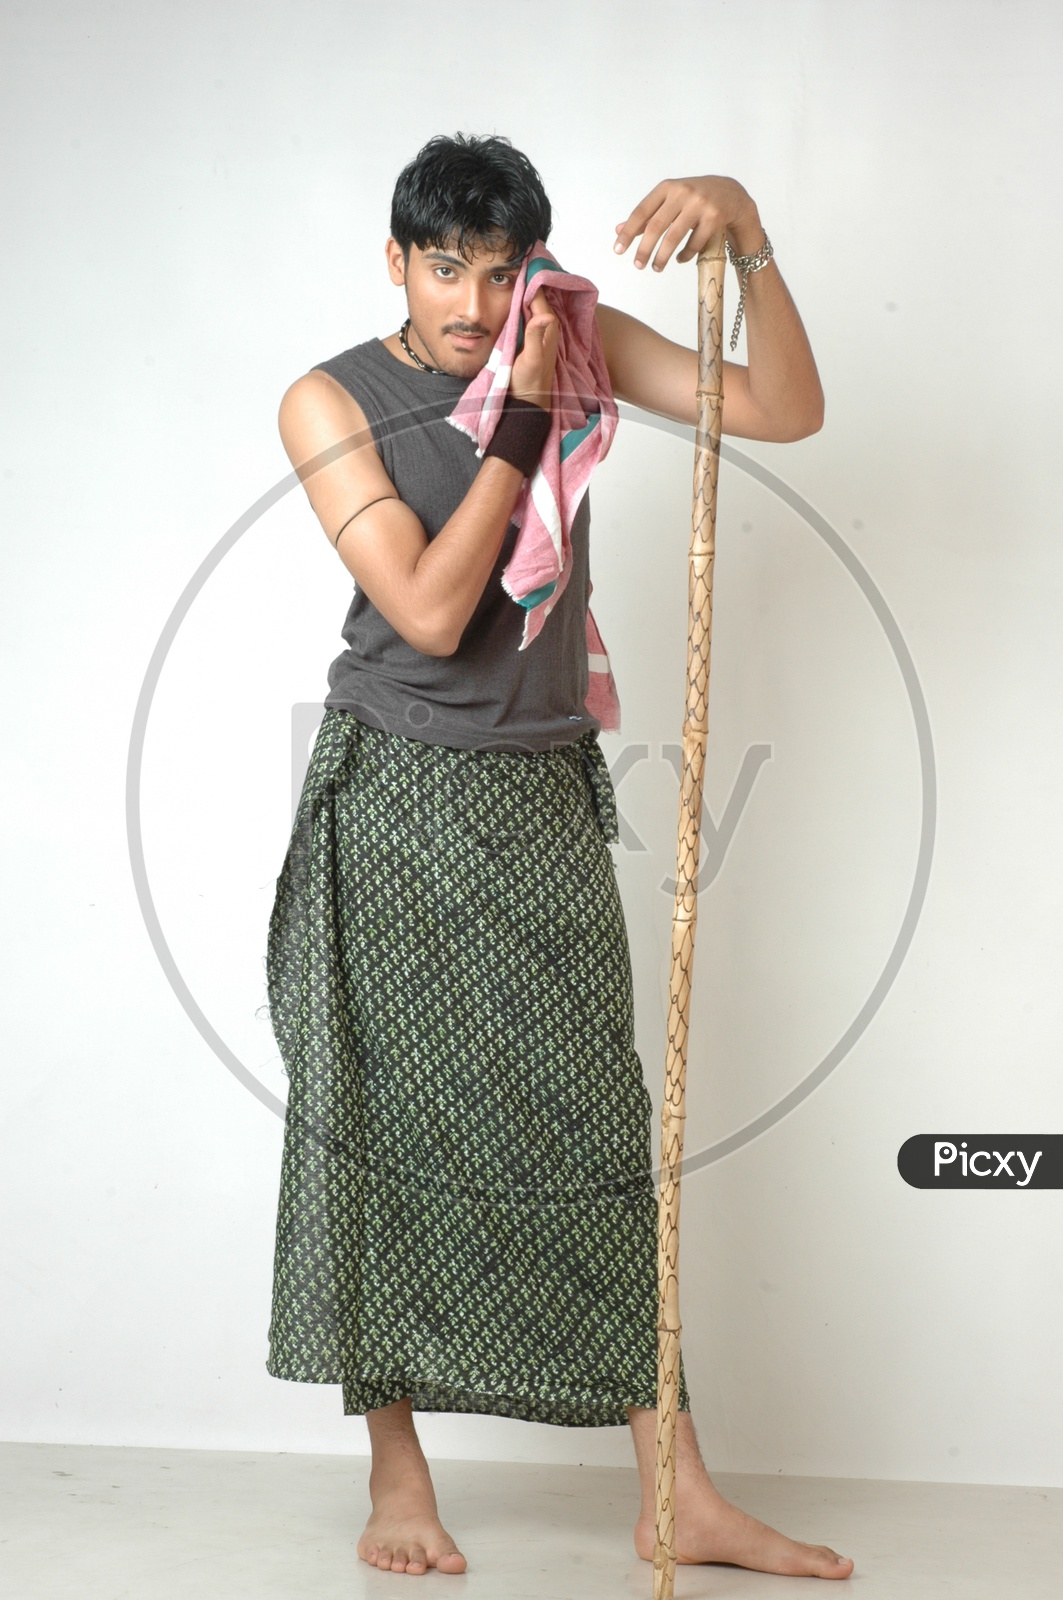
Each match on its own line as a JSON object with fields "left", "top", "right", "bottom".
{"left": 332, "top": 495, "right": 400, "bottom": 547}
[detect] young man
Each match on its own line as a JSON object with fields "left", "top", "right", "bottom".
{"left": 268, "top": 133, "right": 851, "bottom": 1582}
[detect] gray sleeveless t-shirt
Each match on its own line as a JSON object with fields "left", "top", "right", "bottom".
{"left": 314, "top": 337, "right": 599, "bottom": 754}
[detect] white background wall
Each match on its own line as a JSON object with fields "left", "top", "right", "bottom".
{"left": 3, "top": 0, "right": 1061, "bottom": 1486}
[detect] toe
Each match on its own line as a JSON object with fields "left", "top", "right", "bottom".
{"left": 819, "top": 1545, "right": 854, "bottom": 1575}
{"left": 407, "top": 1544, "right": 428, "bottom": 1572}
{"left": 392, "top": 1547, "right": 409, "bottom": 1571}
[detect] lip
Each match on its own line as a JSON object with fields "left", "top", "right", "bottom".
{"left": 449, "top": 332, "right": 486, "bottom": 347}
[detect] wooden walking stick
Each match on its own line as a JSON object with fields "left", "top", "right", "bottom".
{"left": 653, "top": 228, "right": 727, "bottom": 1600}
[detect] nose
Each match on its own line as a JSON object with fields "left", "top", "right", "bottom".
{"left": 454, "top": 279, "right": 489, "bottom": 331}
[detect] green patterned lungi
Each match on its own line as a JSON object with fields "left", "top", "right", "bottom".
{"left": 265, "top": 707, "right": 691, "bottom": 1427}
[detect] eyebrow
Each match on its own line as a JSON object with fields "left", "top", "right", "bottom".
{"left": 422, "top": 249, "right": 526, "bottom": 271}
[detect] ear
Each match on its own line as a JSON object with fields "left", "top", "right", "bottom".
{"left": 385, "top": 237, "right": 407, "bottom": 287}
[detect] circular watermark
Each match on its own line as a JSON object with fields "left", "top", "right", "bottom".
{"left": 126, "top": 399, "right": 934, "bottom": 1183}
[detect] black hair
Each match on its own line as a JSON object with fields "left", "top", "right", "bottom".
{"left": 390, "top": 132, "right": 552, "bottom": 264}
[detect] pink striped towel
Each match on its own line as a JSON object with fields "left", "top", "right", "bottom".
{"left": 446, "top": 241, "right": 622, "bottom": 735}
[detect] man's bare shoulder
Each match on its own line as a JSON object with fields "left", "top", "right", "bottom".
{"left": 277, "top": 368, "right": 381, "bottom": 482}
{"left": 279, "top": 366, "right": 370, "bottom": 435}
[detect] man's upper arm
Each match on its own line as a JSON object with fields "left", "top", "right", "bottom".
{"left": 595, "top": 301, "right": 762, "bottom": 439}
{"left": 277, "top": 370, "right": 447, "bottom": 654}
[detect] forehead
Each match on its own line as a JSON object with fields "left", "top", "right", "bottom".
{"left": 417, "top": 236, "right": 526, "bottom": 271}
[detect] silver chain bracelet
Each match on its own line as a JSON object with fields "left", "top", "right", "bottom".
{"left": 725, "top": 232, "right": 774, "bottom": 351}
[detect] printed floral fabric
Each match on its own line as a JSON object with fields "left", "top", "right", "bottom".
{"left": 265, "top": 708, "right": 691, "bottom": 1426}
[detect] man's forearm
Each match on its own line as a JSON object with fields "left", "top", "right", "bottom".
{"left": 727, "top": 200, "right": 824, "bottom": 439}
{"left": 411, "top": 455, "right": 528, "bottom": 655}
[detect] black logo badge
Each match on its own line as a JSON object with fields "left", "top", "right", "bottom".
{"left": 897, "top": 1135, "right": 1061, "bottom": 1189}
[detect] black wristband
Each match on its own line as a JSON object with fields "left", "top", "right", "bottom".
{"left": 483, "top": 394, "right": 552, "bottom": 478}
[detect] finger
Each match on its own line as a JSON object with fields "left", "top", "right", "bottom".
{"left": 613, "top": 181, "right": 671, "bottom": 253}
{"left": 674, "top": 216, "right": 720, "bottom": 264}
{"left": 628, "top": 200, "right": 686, "bottom": 269}
{"left": 650, "top": 207, "right": 708, "bottom": 270}
{"left": 522, "top": 324, "right": 555, "bottom": 363}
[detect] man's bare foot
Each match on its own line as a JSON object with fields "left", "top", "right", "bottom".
{"left": 357, "top": 1482, "right": 468, "bottom": 1575}
{"left": 633, "top": 1487, "right": 854, "bottom": 1578}
{"left": 357, "top": 1397, "right": 467, "bottom": 1575}
{"left": 627, "top": 1406, "right": 853, "bottom": 1580}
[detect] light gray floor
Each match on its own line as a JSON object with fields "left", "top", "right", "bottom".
{"left": 2, "top": 1441, "right": 1060, "bottom": 1599}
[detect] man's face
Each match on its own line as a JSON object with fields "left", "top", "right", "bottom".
{"left": 385, "top": 233, "right": 528, "bottom": 377}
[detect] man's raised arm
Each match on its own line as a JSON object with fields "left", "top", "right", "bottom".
{"left": 278, "top": 289, "right": 561, "bottom": 657}
{"left": 599, "top": 174, "right": 824, "bottom": 443}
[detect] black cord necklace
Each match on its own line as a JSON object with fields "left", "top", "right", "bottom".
{"left": 399, "top": 317, "right": 450, "bottom": 375}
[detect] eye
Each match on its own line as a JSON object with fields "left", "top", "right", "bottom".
{"left": 432, "top": 266, "right": 516, "bottom": 285}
